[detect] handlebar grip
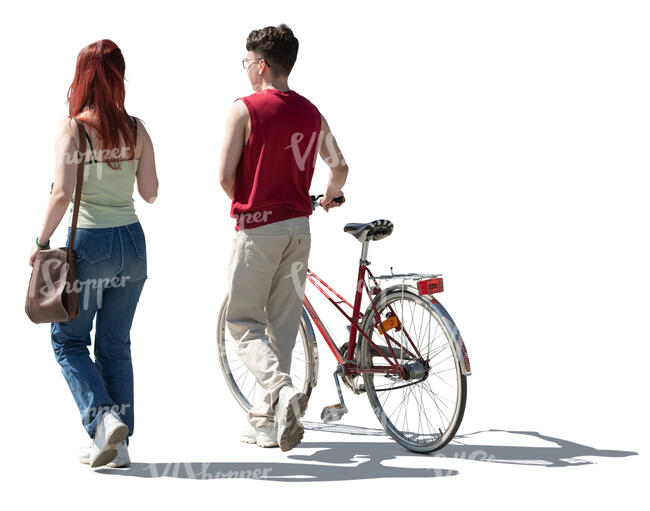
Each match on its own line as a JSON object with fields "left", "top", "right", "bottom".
{"left": 321, "top": 195, "right": 345, "bottom": 207}
{"left": 310, "top": 193, "right": 346, "bottom": 209}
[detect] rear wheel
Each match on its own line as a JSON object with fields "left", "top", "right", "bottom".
{"left": 358, "top": 288, "right": 467, "bottom": 453}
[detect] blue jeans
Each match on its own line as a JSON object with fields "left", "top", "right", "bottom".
{"left": 50, "top": 221, "right": 147, "bottom": 442}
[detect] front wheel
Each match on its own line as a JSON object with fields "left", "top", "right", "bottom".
{"left": 216, "top": 294, "right": 318, "bottom": 412}
{"left": 358, "top": 288, "right": 467, "bottom": 453}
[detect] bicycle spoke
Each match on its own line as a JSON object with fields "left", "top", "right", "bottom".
{"left": 429, "top": 353, "right": 454, "bottom": 368}
{"left": 421, "top": 381, "right": 452, "bottom": 424}
{"left": 427, "top": 343, "right": 449, "bottom": 361}
{"left": 416, "top": 385, "right": 438, "bottom": 441}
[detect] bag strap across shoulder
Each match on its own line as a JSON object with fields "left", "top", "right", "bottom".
{"left": 68, "top": 118, "right": 87, "bottom": 253}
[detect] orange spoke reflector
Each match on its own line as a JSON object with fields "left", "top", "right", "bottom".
{"left": 376, "top": 315, "right": 400, "bottom": 335}
{"left": 417, "top": 277, "right": 444, "bottom": 295}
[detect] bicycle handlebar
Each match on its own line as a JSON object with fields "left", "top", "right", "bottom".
{"left": 310, "top": 194, "right": 345, "bottom": 210}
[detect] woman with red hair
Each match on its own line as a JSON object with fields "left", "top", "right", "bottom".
{"left": 28, "top": 39, "right": 158, "bottom": 468}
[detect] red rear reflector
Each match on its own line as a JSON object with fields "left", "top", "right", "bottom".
{"left": 417, "top": 278, "right": 444, "bottom": 295}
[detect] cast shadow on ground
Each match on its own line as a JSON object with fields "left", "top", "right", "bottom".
{"left": 299, "top": 422, "right": 638, "bottom": 468}
{"left": 96, "top": 422, "right": 637, "bottom": 481}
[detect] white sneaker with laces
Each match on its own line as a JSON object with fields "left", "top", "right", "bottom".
{"left": 80, "top": 440, "right": 130, "bottom": 467}
{"left": 89, "top": 409, "right": 129, "bottom": 468}
{"left": 274, "top": 385, "right": 308, "bottom": 452}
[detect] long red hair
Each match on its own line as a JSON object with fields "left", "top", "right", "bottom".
{"left": 67, "top": 39, "right": 135, "bottom": 170}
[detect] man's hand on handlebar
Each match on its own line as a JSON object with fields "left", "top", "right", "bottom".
{"left": 321, "top": 190, "right": 345, "bottom": 212}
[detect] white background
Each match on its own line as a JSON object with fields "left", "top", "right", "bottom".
{"left": 1, "top": 0, "right": 647, "bottom": 508}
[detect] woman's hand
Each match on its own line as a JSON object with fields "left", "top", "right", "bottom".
{"left": 29, "top": 244, "right": 41, "bottom": 267}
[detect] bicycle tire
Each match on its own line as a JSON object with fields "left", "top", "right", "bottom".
{"left": 216, "top": 294, "right": 318, "bottom": 412}
{"left": 358, "top": 287, "right": 467, "bottom": 453}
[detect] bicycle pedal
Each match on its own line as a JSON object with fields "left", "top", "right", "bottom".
{"left": 321, "top": 403, "right": 348, "bottom": 423}
{"left": 321, "top": 365, "right": 349, "bottom": 423}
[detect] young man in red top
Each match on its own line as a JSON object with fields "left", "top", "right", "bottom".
{"left": 219, "top": 24, "right": 348, "bottom": 451}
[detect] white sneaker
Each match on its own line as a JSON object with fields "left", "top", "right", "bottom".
{"left": 256, "top": 422, "right": 279, "bottom": 448}
{"left": 274, "top": 385, "right": 308, "bottom": 452}
{"left": 240, "top": 422, "right": 279, "bottom": 448}
{"left": 240, "top": 423, "right": 258, "bottom": 444}
{"left": 79, "top": 440, "right": 93, "bottom": 464}
{"left": 89, "top": 409, "right": 129, "bottom": 468}
{"left": 80, "top": 440, "right": 130, "bottom": 467}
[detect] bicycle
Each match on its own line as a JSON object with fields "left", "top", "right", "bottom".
{"left": 216, "top": 195, "right": 472, "bottom": 453}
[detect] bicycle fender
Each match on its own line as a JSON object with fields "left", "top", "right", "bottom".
{"left": 426, "top": 295, "right": 472, "bottom": 376}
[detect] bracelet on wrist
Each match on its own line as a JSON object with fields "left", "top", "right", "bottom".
{"left": 36, "top": 236, "right": 50, "bottom": 249}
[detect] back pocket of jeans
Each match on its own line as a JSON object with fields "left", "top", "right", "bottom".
{"left": 73, "top": 229, "right": 113, "bottom": 264}
{"left": 126, "top": 222, "right": 146, "bottom": 260}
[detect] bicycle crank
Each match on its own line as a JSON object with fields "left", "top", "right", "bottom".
{"left": 320, "top": 365, "right": 349, "bottom": 423}
{"left": 338, "top": 340, "right": 365, "bottom": 394}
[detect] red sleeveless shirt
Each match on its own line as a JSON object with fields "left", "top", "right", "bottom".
{"left": 230, "top": 88, "right": 322, "bottom": 230}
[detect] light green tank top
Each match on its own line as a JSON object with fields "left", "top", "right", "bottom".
{"left": 68, "top": 122, "right": 140, "bottom": 229}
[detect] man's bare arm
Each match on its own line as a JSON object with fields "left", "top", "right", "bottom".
{"left": 219, "top": 100, "right": 248, "bottom": 200}
{"left": 318, "top": 114, "right": 348, "bottom": 211}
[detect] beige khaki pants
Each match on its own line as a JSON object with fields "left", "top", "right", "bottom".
{"left": 225, "top": 216, "right": 311, "bottom": 428}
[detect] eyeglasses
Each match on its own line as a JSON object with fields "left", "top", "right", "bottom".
{"left": 241, "top": 57, "right": 271, "bottom": 70}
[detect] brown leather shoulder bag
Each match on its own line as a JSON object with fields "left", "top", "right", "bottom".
{"left": 25, "top": 118, "right": 87, "bottom": 324}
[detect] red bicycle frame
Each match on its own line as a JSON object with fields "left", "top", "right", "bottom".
{"left": 302, "top": 244, "right": 425, "bottom": 378}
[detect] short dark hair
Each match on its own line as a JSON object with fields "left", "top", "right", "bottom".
{"left": 246, "top": 24, "right": 299, "bottom": 76}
